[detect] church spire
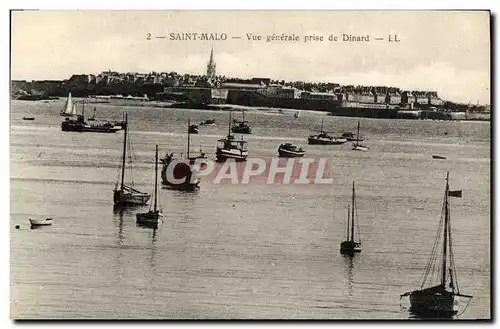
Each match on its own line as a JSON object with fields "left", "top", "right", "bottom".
{"left": 206, "top": 46, "right": 216, "bottom": 80}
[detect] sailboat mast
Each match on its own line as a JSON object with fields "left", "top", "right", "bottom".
{"left": 82, "top": 100, "right": 85, "bottom": 117}
{"left": 228, "top": 111, "right": 232, "bottom": 135}
{"left": 154, "top": 144, "right": 158, "bottom": 212}
{"left": 356, "top": 121, "right": 360, "bottom": 143}
{"left": 187, "top": 118, "right": 191, "bottom": 159}
{"left": 243, "top": 110, "right": 245, "bottom": 122}
{"left": 441, "top": 171, "right": 450, "bottom": 287}
{"left": 351, "top": 181, "right": 355, "bottom": 242}
{"left": 321, "top": 118, "right": 324, "bottom": 133}
{"left": 347, "top": 203, "right": 350, "bottom": 240}
{"left": 120, "top": 113, "right": 128, "bottom": 190}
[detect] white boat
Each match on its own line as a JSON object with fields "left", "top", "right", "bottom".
{"left": 29, "top": 218, "right": 53, "bottom": 227}
{"left": 352, "top": 121, "right": 369, "bottom": 151}
{"left": 340, "top": 182, "right": 362, "bottom": 254}
{"left": 400, "top": 172, "right": 472, "bottom": 317}
{"left": 136, "top": 145, "right": 163, "bottom": 229}
{"left": 60, "top": 92, "right": 76, "bottom": 117}
{"left": 113, "top": 113, "right": 151, "bottom": 206}
{"left": 216, "top": 111, "right": 248, "bottom": 162}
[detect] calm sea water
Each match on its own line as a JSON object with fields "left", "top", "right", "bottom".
{"left": 10, "top": 99, "right": 490, "bottom": 319}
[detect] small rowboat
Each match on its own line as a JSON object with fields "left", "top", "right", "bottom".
{"left": 29, "top": 218, "right": 53, "bottom": 227}
{"left": 432, "top": 155, "right": 447, "bottom": 160}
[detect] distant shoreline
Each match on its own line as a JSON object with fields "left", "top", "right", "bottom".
{"left": 11, "top": 98, "right": 491, "bottom": 122}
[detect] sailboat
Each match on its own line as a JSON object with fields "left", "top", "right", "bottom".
{"left": 161, "top": 118, "right": 205, "bottom": 191}
{"left": 60, "top": 92, "right": 76, "bottom": 117}
{"left": 352, "top": 121, "right": 368, "bottom": 151}
{"left": 136, "top": 145, "right": 163, "bottom": 229}
{"left": 231, "top": 110, "right": 252, "bottom": 134}
{"left": 113, "top": 113, "right": 151, "bottom": 206}
{"left": 294, "top": 111, "right": 301, "bottom": 119}
{"left": 216, "top": 111, "right": 249, "bottom": 162}
{"left": 308, "top": 118, "right": 347, "bottom": 145}
{"left": 340, "top": 181, "right": 362, "bottom": 254}
{"left": 400, "top": 172, "right": 472, "bottom": 317}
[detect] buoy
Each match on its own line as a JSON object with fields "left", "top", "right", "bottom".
{"left": 15, "top": 225, "right": 20, "bottom": 229}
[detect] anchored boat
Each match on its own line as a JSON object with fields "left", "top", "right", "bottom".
{"left": 308, "top": 118, "right": 347, "bottom": 145}
{"left": 400, "top": 172, "right": 472, "bottom": 317}
{"left": 136, "top": 145, "right": 163, "bottom": 229}
{"left": 216, "top": 112, "right": 248, "bottom": 162}
{"left": 113, "top": 113, "right": 151, "bottom": 207}
{"left": 231, "top": 110, "right": 252, "bottom": 134}
{"left": 60, "top": 92, "right": 76, "bottom": 117}
{"left": 278, "top": 142, "right": 305, "bottom": 157}
{"left": 351, "top": 121, "right": 369, "bottom": 151}
{"left": 340, "top": 181, "right": 362, "bottom": 254}
{"left": 29, "top": 218, "right": 53, "bottom": 228}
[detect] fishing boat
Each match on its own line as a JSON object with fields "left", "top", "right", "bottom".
{"left": 400, "top": 172, "right": 472, "bottom": 317}
{"left": 61, "top": 101, "right": 121, "bottom": 133}
{"left": 231, "top": 110, "right": 252, "bottom": 134}
{"left": 216, "top": 112, "right": 248, "bottom": 162}
{"left": 113, "top": 114, "right": 151, "bottom": 206}
{"left": 29, "top": 218, "right": 53, "bottom": 228}
{"left": 308, "top": 118, "right": 347, "bottom": 145}
{"left": 200, "top": 119, "right": 216, "bottom": 126}
{"left": 22, "top": 116, "right": 35, "bottom": 121}
{"left": 352, "top": 121, "right": 369, "bottom": 151}
{"left": 432, "top": 155, "right": 447, "bottom": 160}
{"left": 278, "top": 143, "right": 305, "bottom": 157}
{"left": 188, "top": 124, "right": 199, "bottom": 134}
{"left": 136, "top": 145, "right": 163, "bottom": 229}
{"left": 60, "top": 92, "right": 76, "bottom": 117}
{"left": 340, "top": 181, "right": 362, "bottom": 254}
{"left": 161, "top": 118, "right": 205, "bottom": 191}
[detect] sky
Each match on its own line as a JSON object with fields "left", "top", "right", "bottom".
{"left": 10, "top": 10, "right": 491, "bottom": 104}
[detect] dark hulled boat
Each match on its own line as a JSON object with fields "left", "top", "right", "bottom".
{"left": 278, "top": 143, "right": 305, "bottom": 157}
{"left": 400, "top": 172, "right": 472, "bottom": 317}
{"left": 231, "top": 110, "right": 252, "bottom": 134}
{"left": 113, "top": 113, "right": 151, "bottom": 207}
{"left": 61, "top": 101, "right": 121, "bottom": 133}
{"left": 161, "top": 118, "right": 206, "bottom": 191}
{"left": 308, "top": 118, "right": 347, "bottom": 145}
{"left": 136, "top": 145, "right": 163, "bottom": 229}
{"left": 188, "top": 124, "right": 199, "bottom": 134}
{"left": 340, "top": 181, "right": 362, "bottom": 254}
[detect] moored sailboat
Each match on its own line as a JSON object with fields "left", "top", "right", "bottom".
{"left": 60, "top": 92, "right": 75, "bottom": 117}
{"left": 136, "top": 145, "right": 163, "bottom": 229}
{"left": 308, "top": 118, "right": 347, "bottom": 145}
{"left": 340, "top": 181, "right": 362, "bottom": 254}
{"left": 231, "top": 110, "right": 252, "bottom": 134}
{"left": 161, "top": 118, "right": 205, "bottom": 191}
{"left": 352, "top": 121, "right": 369, "bottom": 151}
{"left": 113, "top": 113, "right": 151, "bottom": 206}
{"left": 400, "top": 172, "right": 472, "bottom": 317}
{"left": 216, "top": 111, "right": 248, "bottom": 162}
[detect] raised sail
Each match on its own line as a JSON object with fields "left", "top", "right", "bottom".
{"left": 60, "top": 92, "right": 74, "bottom": 116}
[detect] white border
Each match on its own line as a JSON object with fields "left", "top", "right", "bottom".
{"left": 1, "top": 1, "right": 496, "bottom": 328}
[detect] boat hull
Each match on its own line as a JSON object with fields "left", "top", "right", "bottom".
{"left": 432, "top": 155, "right": 447, "bottom": 160}
{"left": 231, "top": 127, "right": 252, "bottom": 134}
{"left": 308, "top": 137, "right": 347, "bottom": 145}
{"left": 136, "top": 211, "right": 162, "bottom": 229}
{"left": 161, "top": 158, "right": 203, "bottom": 190}
{"left": 352, "top": 144, "right": 369, "bottom": 151}
{"left": 340, "top": 240, "right": 362, "bottom": 254}
{"left": 113, "top": 189, "right": 151, "bottom": 206}
{"left": 61, "top": 122, "right": 121, "bottom": 133}
{"left": 29, "top": 218, "right": 53, "bottom": 227}
{"left": 216, "top": 148, "right": 248, "bottom": 162}
{"left": 409, "top": 290, "right": 457, "bottom": 316}
{"left": 278, "top": 149, "right": 305, "bottom": 157}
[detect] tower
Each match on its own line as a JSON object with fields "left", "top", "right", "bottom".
{"left": 206, "top": 46, "right": 216, "bottom": 80}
